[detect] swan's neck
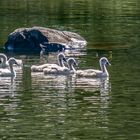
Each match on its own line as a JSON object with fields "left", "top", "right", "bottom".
{"left": 1, "top": 55, "right": 7, "bottom": 67}
{"left": 9, "top": 63, "right": 16, "bottom": 76}
{"left": 68, "top": 63, "right": 76, "bottom": 72}
{"left": 100, "top": 63, "right": 109, "bottom": 76}
{"left": 58, "top": 59, "right": 64, "bottom": 67}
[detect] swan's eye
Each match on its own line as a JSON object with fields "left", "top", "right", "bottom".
{"left": 62, "top": 57, "right": 67, "bottom": 62}
{"left": 75, "top": 62, "right": 77, "bottom": 66}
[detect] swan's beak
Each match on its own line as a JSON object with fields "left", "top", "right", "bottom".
{"left": 15, "top": 61, "right": 20, "bottom": 66}
{"left": 74, "top": 60, "right": 78, "bottom": 66}
{"left": 107, "top": 62, "right": 111, "bottom": 66}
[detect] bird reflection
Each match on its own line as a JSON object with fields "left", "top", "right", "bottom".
{"left": 81, "top": 77, "right": 111, "bottom": 130}
{"left": 75, "top": 77, "right": 110, "bottom": 92}
{"left": 31, "top": 73, "right": 111, "bottom": 134}
{"left": 74, "top": 76, "right": 111, "bottom": 125}
{"left": 0, "top": 66, "right": 22, "bottom": 98}
{"left": 0, "top": 76, "right": 17, "bottom": 98}
{"left": 31, "top": 72, "right": 75, "bottom": 94}
{"left": 31, "top": 71, "right": 111, "bottom": 95}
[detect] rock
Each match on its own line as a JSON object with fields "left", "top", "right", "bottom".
{"left": 4, "top": 26, "right": 87, "bottom": 53}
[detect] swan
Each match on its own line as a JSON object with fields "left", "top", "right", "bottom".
{"left": 0, "top": 53, "right": 23, "bottom": 68}
{"left": 66, "top": 57, "right": 77, "bottom": 73}
{"left": 31, "top": 53, "right": 67, "bottom": 72}
{"left": 0, "top": 57, "right": 19, "bottom": 77}
{"left": 76, "top": 57, "right": 111, "bottom": 78}
{"left": 43, "top": 57, "right": 77, "bottom": 75}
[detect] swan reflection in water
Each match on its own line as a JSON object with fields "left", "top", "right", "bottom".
{"left": 38, "top": 48, "right": 87, "bottom": 65}
{"left": 0, "top": 61, "right": 23, "bottom": 98}
{"left": 31, "top": 72, "right": 111, "bottom": 131}
{"left": 31, "top": 72, "right": 76, "bottom": 94}
{"left": 0, "top": 76, "right": 22, "bottom": 124}
{"left": 31, "top": 73, "right": 77, "bottom": 110}
{"left": 75, "top": 77, "right": 111, "bottom": 92}
{"left": 31, "top": 71, "right": 111, "bottom": 95}
{"left": 80, "top": 76, "right": 111, "bottom": 130}
{"left": 0, "top": 74, "right": 22, "bottom": 98}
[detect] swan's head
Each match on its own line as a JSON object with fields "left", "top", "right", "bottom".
{"left": 8, "top": 57, "right": 20, "bottom": 66}
{"left": 100, "top": 57, "right": 111, "bottom": 66}
{"left": 57, "top": 53, "right": 67, "bottom": 62}
{"left": 67, "top": 58, "right": 78, "bottom": 67}
{"left": 0, "top": 53, "right": 7, "bottom": 58}
{"left": 0, "top": 53, "right": 7, "bottom": 61}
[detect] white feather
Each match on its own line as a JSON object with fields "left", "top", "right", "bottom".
{"left": 0, "top": 58, "right": 19, "bottom": 77}
{"left": 31, "top": 53, "right": 66, "bottom": 72}
{"left": 76, "top": 57, "right": 111, "bottom": 78}
{"left": 43, "top": 57, "right": 77, "bottom": 75}
{"left": 0, "top": 53, "right": 23, "bottom": 68}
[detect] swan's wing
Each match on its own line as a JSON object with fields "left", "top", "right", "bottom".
{"left": 43, "top": 66, "right": 69, "bottom": 75}
{"left": 31, "top": 64, "right": 51, "bottom": 72}
{"left": 76, "top": 69, "right": 102, "bottom": 77}
{"left": 46, "top": 64, "right": 60, "bottom": 69}
{"left": 43, "top": 67, "right": 58, "bottom": 74}
{"left": 31, "top": 65, "right": 44, "bottom": 72}
{"left": 0, "top": 69, "right": 10, "bottom": 76}
{"left": 31, "top": 64, "right": 59, "bottom": 72}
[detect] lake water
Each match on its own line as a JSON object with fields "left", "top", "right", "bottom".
{"left": 0, "top": 0, "right": 140, "bottom": 139}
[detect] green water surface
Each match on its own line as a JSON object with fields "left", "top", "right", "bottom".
{"left": 0, "top": 0, "right": 140, "bottom": 140}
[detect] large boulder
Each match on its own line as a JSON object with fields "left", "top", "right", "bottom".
{"left": 4, "top": 26, "right": 87, "bottom": 53}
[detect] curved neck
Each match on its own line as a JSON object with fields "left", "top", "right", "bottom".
{"left": 68, "top": 63, "right": 76, "bottom": 72}
{"left": 100, "top": 62, "right": 109, "bottom": 76}
{"left": 58, "top": 59, "right": 64, "bottom": 67}
{"left": 0, "top": 54, "right": 7, "bottom": 67}
{"left": 9, "top": 62, "right": 16, "bottom": 76}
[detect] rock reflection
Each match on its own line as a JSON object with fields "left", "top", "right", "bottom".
{"left": 64, "top": 48, "right": 87, "bottom": 57}
{"left": 39, "top": 49, "right": 87, "bottom": 64}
